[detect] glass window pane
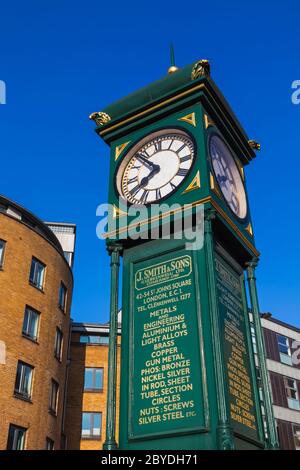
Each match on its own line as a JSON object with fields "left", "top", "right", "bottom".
{"left": 7, "top": 425, "right": 26, "bottom": 450}
{"left": 93, "top": 413, "right": 101, "bottom": 436}
{"left": 30, "top": 258, "right": 45, "bottom": 289}
{"left": 95, "top": 369, "right": 103, "bottom": 389}
{"left": 0, "top": 239, "right": 5, "bottom": 267}
{"left": 22, "top": 308, "right": 39, "bottom": 340}
{"left": 82, "top": 413, "right": 91, "bottom": 436}
{"left": 84, "top": 369, "right": 93, "bottom": 389}
{"left": 59, "top": 283, "right": 67, "bottom": 310}
{"left": 22, "top": 310, "right": 30, "bottom": 335}
{"left": 80, "top": 335, "right": 89, "bottom": 343}
{"left": 100, "top": 336, "right": 109, "bottom": 344}
{"left": 23, "top": 366, "right": 32, "bottom": 395}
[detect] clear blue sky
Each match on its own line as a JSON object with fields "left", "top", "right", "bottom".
{"left": 0, "top": 1, "right": 299, "bottom": 326}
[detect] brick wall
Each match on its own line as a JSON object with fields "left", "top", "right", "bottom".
{"left": 65, "top": 332, "right": 121, "bottom": 449}
{"left": 0, "top": 213, "right": 73, "bottom": 450}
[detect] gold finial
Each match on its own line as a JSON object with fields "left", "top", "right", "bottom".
{"left": 168, "top": 44, "right": 179, "bottom": 74}
{"left": 89, "top": 111, "right": 111, "bottom": 126}
{"left": 191, "top": 59, "right": 210, "bottom": 80}
{"left": 248, "top": 140, "right": 261, "bottom": 151}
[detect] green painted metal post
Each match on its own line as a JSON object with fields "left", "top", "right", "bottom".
{"left": 204, "top": 209, "right": 234, "bottom": 450}
{"left": 246, "top": 260, "right": 279, "bottom": 449}
{"left": 240, "top": 273, "right": 265, "bottom": 444}
{"left": 103, "top": 243, "right": 122, "bottom": 450}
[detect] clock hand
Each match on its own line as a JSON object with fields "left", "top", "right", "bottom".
{"left": 136, "top": 153, "right": 155, "bottom": 170}
{"left": 217, "top": 174, "right": 227, "bottom": 186}
{"left": 140, "top": 164, "right": 160, "bottom": 187}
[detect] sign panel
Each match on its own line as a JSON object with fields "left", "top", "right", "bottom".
{"left": 215, "top": 253, "right": 258, "bottom": 442}
{"left": 129, "top": 250, "right": 206, "bottom": 439}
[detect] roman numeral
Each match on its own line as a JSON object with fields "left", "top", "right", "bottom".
{"left": 127, "top": 176, "right": 138, "bottom": 185}
{"left": 140, "top": 189, "right": 149, "bottom": 204}
{"left": 180, "top": 155, "right": 191, "bottom": 163}
{"left": 136, "top": 151, "right": 149, "bottom": 161}
{"left": 177, "top": 168, "right": 189, "bottom": 177}
{"left": 154, "top": 140, "right": 162, "bottom": 152}
{"left": 130, "top": 185, "right": 141, "bottom": 197}
{"left": 170, "top": 182, "right": 177, "bottom": 190}
{"left": 167, "top": 139, "right": 174, "bottom": 149}
{"left": 176, "top": 144, "right": 186, "bottom": 154}
{"left": 156, "top": 188, "right": 162, "bottom": 200}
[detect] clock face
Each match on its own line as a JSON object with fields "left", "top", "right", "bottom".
{"left": 209, "top": 134, "right": 247, "bottom": 219}
{"left": 116, "top": 129, "right": 195, "bottom": 205}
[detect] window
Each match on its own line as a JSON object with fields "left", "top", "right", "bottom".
{"left": 7, "top": 424, "right": 26, "bottom": 450}
{"left": 54, "top": 328, "right": 63, "bottom": 361}
{"left": 64, "top": 251, "right": 72, "bottom": 266}
{"left": 14, "top": 361, "right": 34, "bottom": 400}
{"left": 49, "top": 380, "right": 59, "bottom": 415}
{"left": 58, "top": 282, "right": 67, "bottom": 311}
{"left": 29, "top": 257, "right": 45, "bottom": 290}
{"left": 251, "top": 325, "right": 257, "bottom": 354}
{"left": 284, "top": 377, "right": 300, "bottom": 410}
{"left": 293, "top": 425, "right": 300, "bottom": 450}
{"left": 22, "top": 306, "right": 39, "bottom": 341}
{"left": 84, "top": 368, "right": 104, "bottom": 391}
{"left": 81, "top": 412, "right": 102, "bottom": 439}
{"left": 45, "top": 437, "right": 54, "bottom": 450}
{"left": 80, "top": 335, "right": 109, "bottom": 345}
{"left": 0, "top": 239, "right": 6, "bottom": 268}
{"left": 277, "top": 335, "right": 293, "bottom": 365}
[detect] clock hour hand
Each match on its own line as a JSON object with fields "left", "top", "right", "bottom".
{"left": 140, "top": 164, "right": 160, "bottom": 187}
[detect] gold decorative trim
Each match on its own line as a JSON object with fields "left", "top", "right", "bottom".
{"left": 210, "top": 199, "right": 259, "bottom": 257}
{"left": 234, "top": 157, "right": 245, "bottom": 181}
{"left": 89, "top": 111, "right": 111, "bottom": 126}
{"left": 240, "top": 166, "right": 245, "bottom": 180}
{"left": 210, "top": 172, "right": 222, "bottom": 197}
{"left": 248, "top": 140, "right": 261, "bottom": 151}
{"left": 191, "top": 60, "right": 210, "bottom": 80}
{"left": 178, "top": 112, "right": 196, "bottom": 127}
{"left": 99, "top": 84, "right": 205, "bottom": 136}
{"left": 115, "top": 141, "right": 130, "bottom": 161}
{"left": 113, "top": 205, "right": 128, "bottom": 219}
{"left": 245, "top": 222, "right": 253, "bottom": 237}
{"left": 182, "top": 171, "right": 201, "bottom": 194}
{"left": 203, "top": 113, "right": 214, "bottom": 129}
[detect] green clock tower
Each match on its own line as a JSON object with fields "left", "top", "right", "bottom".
{"left": 90, "top": 58, "right": 278, "bottom": 450}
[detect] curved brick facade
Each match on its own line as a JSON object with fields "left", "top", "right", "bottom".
{"left": 0, "top": 199, "right": 73, "bottom": 450}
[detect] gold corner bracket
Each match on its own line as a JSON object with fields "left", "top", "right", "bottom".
{"left": 89, "top": 111, "right": 111, "bottom": 126}
{"left": 182, "top": 171, "right": 201, "bottom": 194}
{"left": 178, "top": 112, "right": 196, "bottom": 127}
{"left": 191, "top": 60, "right": 210, "bottom": 80}
{"left": 115, "top": 141, "right": 130, "bottom": 161}
{"left": 245, "top": 222, "right": 253, "bottom": 237}
{"left": 203, "top": 113, "right": 214, "bottom": 130}
{"left": 248, "top": 140, "right": 261, "bottom": 151}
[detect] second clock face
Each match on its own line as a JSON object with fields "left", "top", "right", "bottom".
{"left": 209, "top": 134, "right": 247, "bottom": 219}
{"left": 116, "top": 129, "right": 195, "bottom": 205}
